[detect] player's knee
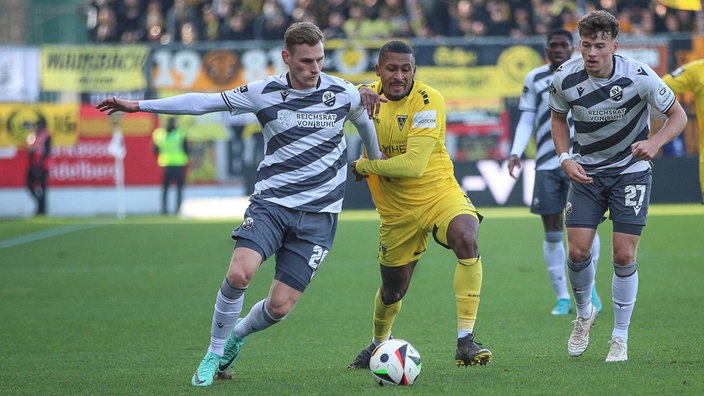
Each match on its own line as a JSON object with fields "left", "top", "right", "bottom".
{"left": 448, "top": 233, "right": 478, "bottom": 258}
{"left": 380, "top": 287, "right": 406, "bottom": 305}
{"left": 612, "top": 249, "right": 636, "bottom": 265}
{"left": 266, "top": 301, "right": 292, "bottom": 320}
{"left": 226, "top": 268, "right": 252, "bottom": 288}
{"left": 567, "top": 243, "right": 592, "bottom": 262}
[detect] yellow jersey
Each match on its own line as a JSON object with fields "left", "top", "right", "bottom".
{"left": 663, "top": 59, "right": 704, "bottom": 144}
{"left": 357, "top": 79, "right": 460, "bottom": 215}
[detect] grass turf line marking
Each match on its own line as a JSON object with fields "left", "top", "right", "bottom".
{"left": 0, "top": 223, "right": 108, "bottom": 250}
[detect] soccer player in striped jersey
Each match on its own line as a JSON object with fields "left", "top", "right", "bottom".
{"left": 347, "top": 40, "right": 492, "bottom": 369}
{"left": 549, "top": 10, "right": 687, "bottom": 362}
{"left": 508, "top": 28, "right": 603, "bottom": 316}
{"left": 662, "top": 59, "right": 704, "bottom": 203}
{"left": 97, "top": 22, "right": 382, "bottom": 386}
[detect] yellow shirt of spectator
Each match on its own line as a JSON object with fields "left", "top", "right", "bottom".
{"left": 356, "top": 79, "right": 458, "bottom": 216}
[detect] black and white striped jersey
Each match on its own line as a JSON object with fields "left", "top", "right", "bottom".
{"left": 549, "top": 54, "right": 676, "bottom": 176}
{"left": 518, "top": 63, "right": 573, "bottom": 171}
{"left": 222, "top": 72, "right": 366, "bottom": 213}
{"left": 140, "top": 72, "right": 369, "bottom": 213}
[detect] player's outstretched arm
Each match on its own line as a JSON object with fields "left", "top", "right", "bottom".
{"left": 96, "top": 97, "right": 140, "bottom": 115}
{"left": 98, "top": 93, "right": 229, "bottom": 116}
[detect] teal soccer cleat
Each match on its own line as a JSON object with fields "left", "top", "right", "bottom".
{"left": 218, "top": 319, "right": 246, "bottom": 374}
{"left": 591, "top": 284, "right": 603, "bottom": 313}
{"left": 191, "top": 352, "right": 219, "bottom": 387}
{"left": 551, "top": 298, "right": 573, "bottom": 316}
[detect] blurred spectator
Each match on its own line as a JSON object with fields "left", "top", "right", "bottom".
{"left": 89, "top": 5, "right": 120, "bottom": 42}
{"left": 87, "top": 0, "right": 702, "bottom": 43}
{"left": 212, "top": 0, "right": 235, "bottom": 19}
{"left": 407, "top": 0, "right": 432, "bottom": 37}
{"left": 343, "top": 3, "right": 380, "bottom": 39}
{"left": 290, "top": 0, "right": 319, "bottom": 25}
{"left": 424, "top": 0, "right": 452, "bottom": 36}
{"left": 531, "top": 0, "right": 556, "bottom": 35}
{"left": 255, "top": 0, "right": 290, "bottom": 40}
{"left": 511, "top": 7, "right": 534, "bottom": 37}
{"left": 484, "top": 0, "right": 512, "bottom": 36}
{"left": 379, "top": 0, "right": 413, "bottom": 37}
{"left": 219, "top": 10, "right": 256, "bottom": 40}
{"left": 117, "top": 0, "right": 145, "bottom": 43}
{"left": 180, "top": 19, "right": 200, "bottom": 45}
{"left": 323, "top": 10, "right": 347, "bottom": 39}
{"left": 165, "top": 0, "right": 199, "bottom": 43}
{"left": 26, "top": 119, "right": 52, "bottom": 216}
{"left": 144, "top": 0, "right": 167, "bottom": 42}
{"left": 278, "top": 0, "right": 299, "bottom": 16}
{"left": 200, "top": 4, "right": 223, "bottom": 41}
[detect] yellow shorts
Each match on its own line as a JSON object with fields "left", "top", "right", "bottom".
{"left": 377, "top": 189, "right": 481, "bottom": 267}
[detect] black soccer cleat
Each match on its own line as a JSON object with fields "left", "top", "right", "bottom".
{"left": 347, "top": 343, "right": 375, "bottom": 369}
{"left": 455, "top": 333, "right": 492, "bottom": 367}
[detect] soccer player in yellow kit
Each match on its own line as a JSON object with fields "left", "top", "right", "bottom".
{"left": 347, "top": 40, "right": 492, "bottom": 369}
{"left": 662, "top": 59, "right": 704, "bottom": 203}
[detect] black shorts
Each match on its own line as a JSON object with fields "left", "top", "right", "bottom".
{"left": 231, "top": 201, "right": 338, "bottom": 292}
{"left": 565, "top": 170, "right": 651, "bottom": 235}
{"left": 531, "top": 168, "right": 570, "bottom": 215}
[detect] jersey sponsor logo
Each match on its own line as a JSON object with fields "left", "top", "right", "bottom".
{"left": 322, "top": 91, "right": 336, "bottom": 106}
{"left": 381, "top": 143, "right": 406, "bottom": 155}
{"left": 232, "top": 84, "right": 248, "bottom": 94}
{"left": 610, "top": 85, "right": 623, "bottom": 101}
{"left": 396, "top": 115, "right": 408, "bottom": 131}
{"left": 412, "top": 110, "right": 437, "bottom": 128}
{"left": 572, "top": 106, "right": 626, "bottom": 122}
{"left": 277, "top": 110, "right": 338, "bottom": 129}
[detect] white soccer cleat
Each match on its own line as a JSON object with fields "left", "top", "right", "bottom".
{"left": 567, "top": 305, "right": 597, "bottom": 357}
{"left": 605, "top": 337, "right": 628, "bottom": 362}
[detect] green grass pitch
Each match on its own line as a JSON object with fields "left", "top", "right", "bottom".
{"left": 1, "top": 204, "right": 702, "bottom": 395}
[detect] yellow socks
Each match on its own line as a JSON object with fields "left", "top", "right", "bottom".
{"left": 373, "top": 288, "right": 401, "bottom": 343}
{"left": 455, "top": 257, "right": 483, "bottom": 332}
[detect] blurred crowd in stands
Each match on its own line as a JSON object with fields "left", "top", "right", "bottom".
{"left": 86, "top": 0, "right": 703, "bottom": 44}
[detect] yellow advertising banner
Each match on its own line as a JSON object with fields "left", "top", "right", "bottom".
{"left": 0, "top": 103, "right": 78, "bottom": 148}
{"left": 415, "top": 45, "right": 544, "bottom": 99}
{"left": 41, "top": 45, "right": 148, "bottom": 92}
